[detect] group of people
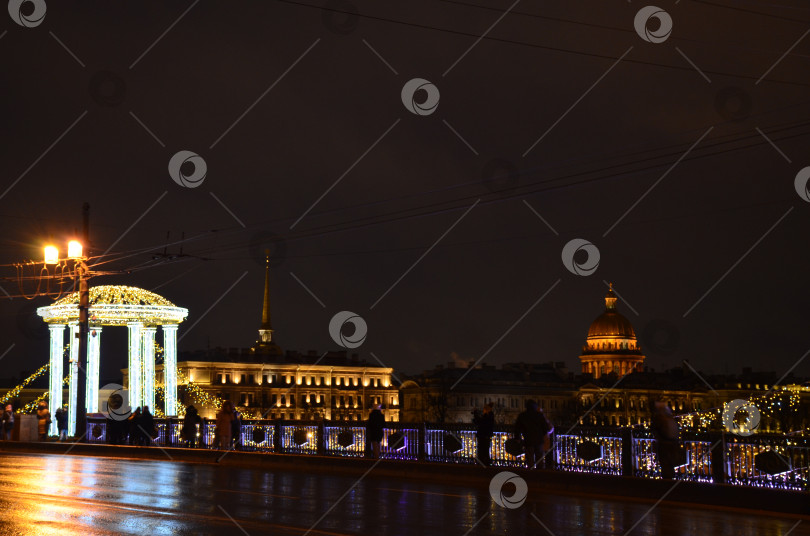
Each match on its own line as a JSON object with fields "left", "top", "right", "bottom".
{"left": 25, "top": 394, "right": 682, "bottom": 477}
{"left": 472, "top": 399, "right": 682, "bottom": 477}
{"left": 34, "top": 401, "right": 69, "bottom": 441}
{"left": 105, "top": 406, "right": 158, "bottom": 446}
{"left": 474, "top": 400, "right": 554, "bottom": 468}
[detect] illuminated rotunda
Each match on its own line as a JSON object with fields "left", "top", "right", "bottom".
{"left": 579, "top": 285, "right": 645, "bottom": 379}
{"left": 37, "top": 286, "right": 188, "bottom": 435}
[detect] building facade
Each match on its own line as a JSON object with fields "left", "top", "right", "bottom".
{"left": 148, "top": 254, "right": 399, "bottom": 421}
{"left": 399, "top": 288, "right": 810, "bottom": 432}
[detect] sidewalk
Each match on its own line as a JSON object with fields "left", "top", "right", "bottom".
{"left": 0, "top": 440, "right": 807, "bottom": 517}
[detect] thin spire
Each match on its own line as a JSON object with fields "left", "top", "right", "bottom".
{"left": 605, "top": 282, "right": 617, "bottom": 310}
{"left": 258, "top": 250, "right": 273, "bottom": 342}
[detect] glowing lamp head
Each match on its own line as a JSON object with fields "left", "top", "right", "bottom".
{"left": 44, "top": 245, "right": 59, "bottom": 265}
{"left": 67, "top": 240, "right": 83, "bottom": 259}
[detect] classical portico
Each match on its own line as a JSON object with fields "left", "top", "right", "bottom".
{"left": 37, "top": 285, "right": 188, "bottom": 436}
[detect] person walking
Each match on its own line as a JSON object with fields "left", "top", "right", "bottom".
{"left": 36, "top": 401, "right": 50, "bottom": 441}
{"left": 514, "top": 400, "right": 552, "bottom": 469}
{"left": 140, "top": 406, "right": 156, "bottom": 446}
{"left": 181, "top": 405, "right": 201, "bottom": 448}
{"left": 215, "top": 401, "right": 234, "bottom": 450}
{"left": 231, "top": 406, "right": 242, "bottom": 451}
{"left": 127, "top": 407, "right": 142, "bottom": 445}
{"left": 366, "top": 404, "right": 385, "bottom": 459}
{"left": 473, "top": 403, "right": 495, "bottom": 466}
{"left": 2, "top": 404, "right": 14, "bottom": 441}
{"left": 56, "top": 406, "right": 68, "bottom": 441}
{"left": 651, "top": 401, "right": 680, "bottom": 479}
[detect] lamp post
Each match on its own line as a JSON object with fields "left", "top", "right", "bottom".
{"left": 44, "top": 240, "right": 90, "bottom": 439}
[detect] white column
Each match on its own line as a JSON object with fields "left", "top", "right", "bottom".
{"left": 86, "top": 327, "right": 102, "bottom": 414}
{"left": 48, "top": 324, "right": 65, "bottom": 436}
{"left": 127, "top": 322, "right": 143, "bottom": 410}
{"left": 162, "top": 325, "right": 178, "bottom": 417}
{"left": 142, "top": 327, "right": 157, "bottom": 413}
{"left": 68, "top": 323, "right": 79, "bottom": 436}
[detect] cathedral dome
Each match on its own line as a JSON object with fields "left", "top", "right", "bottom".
{"left": 586, "top": 287, "right": 636, "bottom": 340}
{"left": 579, "top": 285, "right": 645, "bottom": 378}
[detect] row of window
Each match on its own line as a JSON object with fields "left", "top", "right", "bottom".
{"left": 211, "top": 372, "right": 388, "bottom": 387}
{"left": 226, "top": 393, "right": 397, "bottom": 407}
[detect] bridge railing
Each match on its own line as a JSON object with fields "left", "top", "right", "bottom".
{"left": 84, "top": 417, "right": 808, "bottom": 491}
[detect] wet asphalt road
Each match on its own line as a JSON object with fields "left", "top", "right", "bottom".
{"left": 0, "top": 453, "right": 804, "bottom": 536}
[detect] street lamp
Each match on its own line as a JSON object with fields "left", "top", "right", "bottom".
{"left": 44, "top": 245, "right": 59, "bottom": 265}
{"left": 40, "top": 241, "right": 91, "bottom": 439}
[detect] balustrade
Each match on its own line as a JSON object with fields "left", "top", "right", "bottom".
{"left": 83, "top": 418, "right": 809, "bottom": 491}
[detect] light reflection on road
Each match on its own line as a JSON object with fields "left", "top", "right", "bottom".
{"left": 0, "top": 453, "right": 803, "bottom": 535}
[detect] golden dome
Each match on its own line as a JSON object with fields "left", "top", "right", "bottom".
{"left": 580, "top": 285, "right": 644, "bottom": 378}
{"left": 586, "top": 287, "right": 636, "bottom": 340}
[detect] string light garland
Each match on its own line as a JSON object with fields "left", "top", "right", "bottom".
{"left": 177, "top": 369, "right": 222, "bottom": 411}
{"left": 38, "top": 285, "right": 188, "bottom": 326}
{"left": 53, "top": 285, "right": 177, "bottom": 307}
{"left": 0, "top": 363, "right": 50, "bottom": 405}
{"left": 22, "top": 375, "right": 69, "bottom": 414}
{"left": 676, "top": 386, "right": 804, "bottom": 433}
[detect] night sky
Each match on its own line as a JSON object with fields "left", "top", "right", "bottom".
{"left": 1, "top": 0, "right": 809, "bottom": 383}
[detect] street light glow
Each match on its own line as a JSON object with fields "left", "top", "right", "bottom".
{"left": 44, "top": 245, "right": 59, "bottom": 265}
{"left": 67, "top": 240, "right": 83, "bottom": 259}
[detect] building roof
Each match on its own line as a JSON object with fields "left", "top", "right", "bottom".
{"left": 178, "top": 347, "right": 387, "bottom": 369}
{"left": 586, "top": 287, "right": 637, "bottom": 340}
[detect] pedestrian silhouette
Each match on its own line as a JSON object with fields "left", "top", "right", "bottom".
{"left": 141, "top": 406, "right": 156, "bottom": 446}
{"left": 651, "top": 401, "right": 681, "bottom": 479}
{"left": 366, "top": 405, "right": 384, "bottom": 459}
{"left": 56, "top": 406, "right": 68, "bottom": 441}
{"left": 473, "top": 403, "right": 495, "bottom": 466}
{"left": 215, "top": 401, "right": 234, "bottom": 450}
{"left": 36, "top": 401, "right": 50, "bottom": 441}
{"left": 514, "top": 400, "right": 553, "bottom": 469}
{"left": 2, "top": 404, "right": 14, "bottom": 441}
{"left": 182, "top": 405, "right": 201, "bottom": 448}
